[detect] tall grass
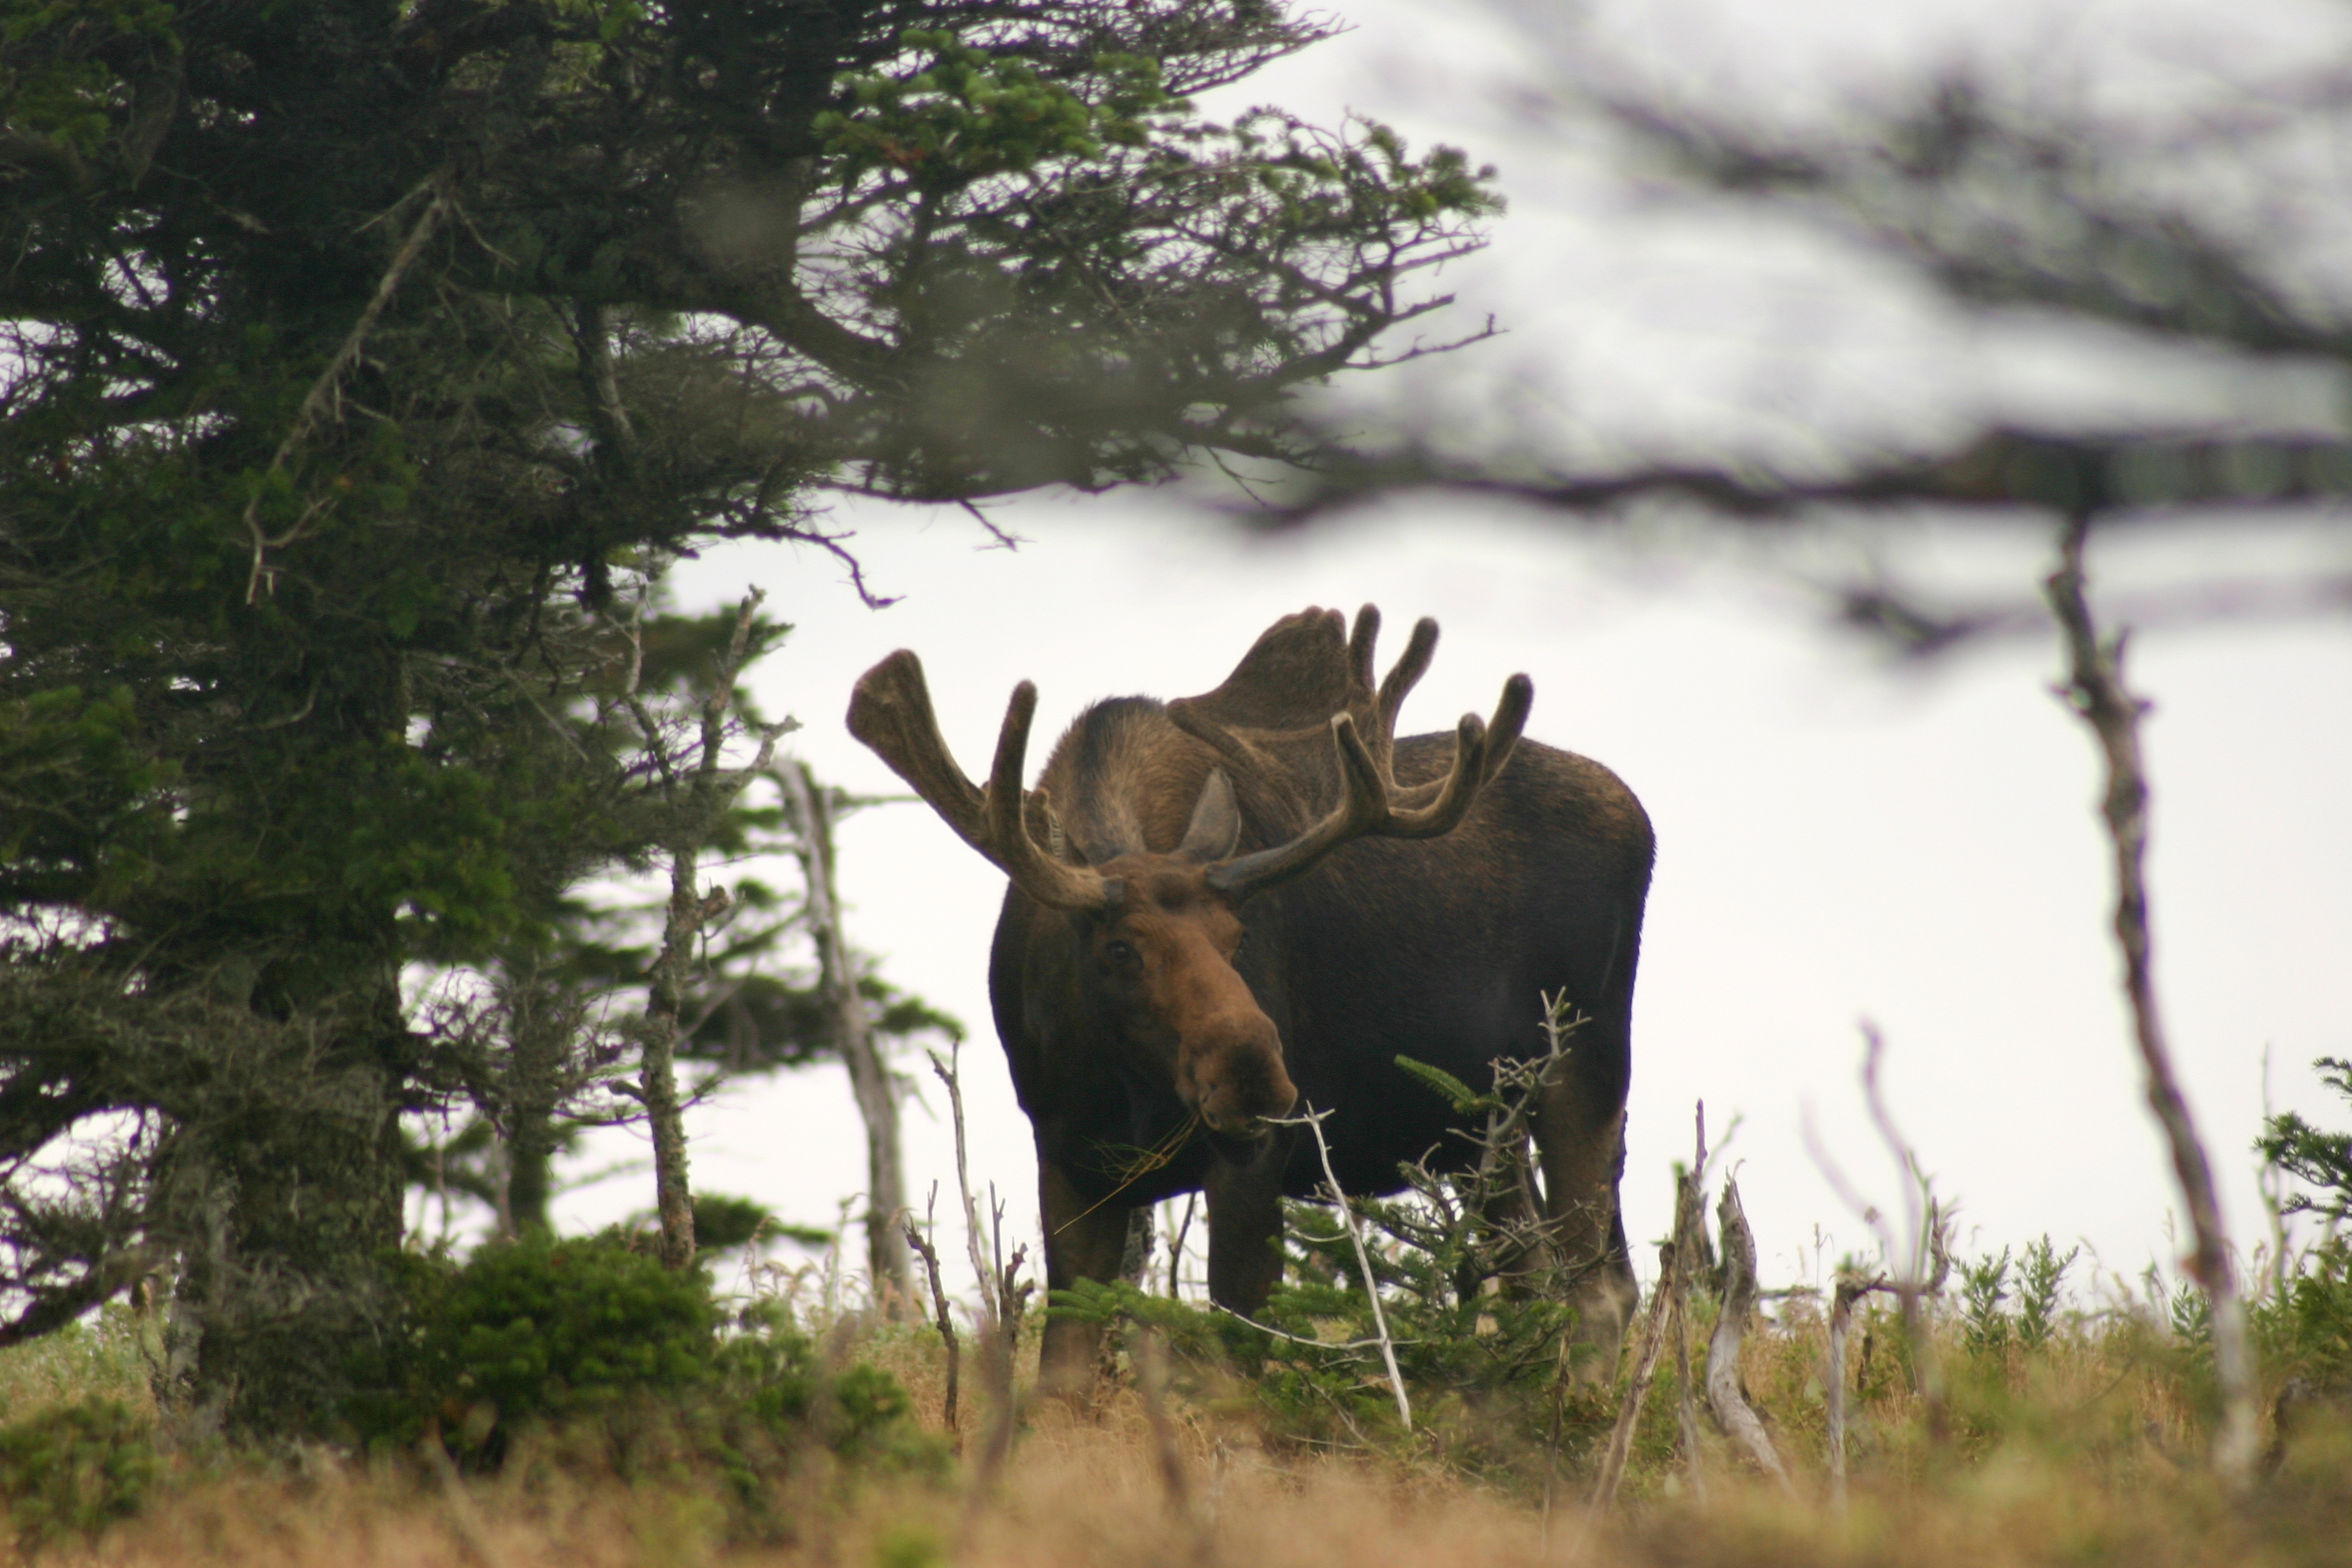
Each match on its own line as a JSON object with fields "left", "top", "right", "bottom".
{"left": 3, "top": 1240, "right": 2345, "bottom": 1567}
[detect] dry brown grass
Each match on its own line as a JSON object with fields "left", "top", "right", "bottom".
{"left": 30, "top": 1386, "right": 2349, "bottom": 1568}
{"left": 8, "top": 1296, "right": 2350, "bottom": 1568}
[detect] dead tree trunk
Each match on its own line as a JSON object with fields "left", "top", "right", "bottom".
{"left": 782, "top": 761, "right": 911, "bottom": 1307}
{"left": 1826, "top": 1272, "right": 1873, "bottom": 1511}
{"left": 625, "top": 590, "right": 786, "bottom": 1272}
{"left": 1706, "top": 1178, "right": 1794, "bottom": 1495}
{"left": 2047, "top": 511, "right": 2259, "bottom": 1488}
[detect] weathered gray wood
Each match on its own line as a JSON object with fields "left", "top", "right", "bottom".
{"left": 1706, "top": 1178, "right": 1794, "bottom": 1495}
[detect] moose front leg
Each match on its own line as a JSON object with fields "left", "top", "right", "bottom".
{"left": 1036, "top": 1158, "right": 1136, "bottom": 1400}
{"left": 1203, "top": 1138, "right": 1289, "bottom": 1317}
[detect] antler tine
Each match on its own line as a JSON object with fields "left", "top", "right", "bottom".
{"left": 848, "top": 652, "right": 1110, "bottom": 910}
{"left": 980, "top": 686, "right": 1114, "bottom": 909}
{"left": 1375, "top": 616, "right": 1439, "bottom": 746}
{"left": 847, "top": 650, "right": 986, "bottom": 840}
{"left": 1206, "top": 668, "right": 1534, "bottom": 902}
{"left": 1347, "top": 605, "right": 1382, "bottom": 698}
{"left": 1483, "top": 673, "right": 1534, "bottom": 782}
{"left": 1205, "top": 712, "right": 1390, "bottom": 897}
{"left": 1380, "top": 711, "right": 1492, "bottom": 838}
{"left": 1392, "top": 671, "right": 1534, "bottom": 812}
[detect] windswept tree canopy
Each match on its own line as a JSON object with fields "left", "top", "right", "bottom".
{"left": 0, "top": 0, "right": 1495, "bottom": 1436}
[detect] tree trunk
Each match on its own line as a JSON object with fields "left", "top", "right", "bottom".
{"left": 782, "top": 763, "right": 910, "bottom": 1307}
{"left": 642, "top": 849, "right": 706, "bottom": 1272}
{"left": 504, "top": 975, "right": 566, "bottom": 1237}
{"left": 158, "top": 962, "right": 410, "bottom": 1440}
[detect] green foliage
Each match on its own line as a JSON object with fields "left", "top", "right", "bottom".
{"left": 2250, "top": 1060, "right": 2352, "bottom": 1387}
{"left": 694, "top": 1194, "right": 779, "bottom": 1254}
{"left": 714, "top": 1306, "right": 939, "bottom": 1475}
{"left": 0, "top": 1399, "right": 158, "bottom": 1548}
{"left": 871, "top": 1521, "right": 950, "bottom": 1568}
{"left": 1960, "top": 1247, "right": 2013, "bottom": 1357}
{"left": 3, "top": 0, "right": 1491, "bottom": 1437}
{"left": 1959, "top": 1236, "right": 2080, "bottom": 1360}
{"left": 2267, "top": 1238, "right": 2352, "bottom": 1387}
{"left": 1058, "top": 1197, "right": 1609, "bottom": 1486}
{"left": 2260, "top": 1057, "right": 2352, "bottom": 1222}
{"left": 371, "top": 1232, "right": 718, "bottom": 1457}
{"left": 686, "top": 1192, "right": 831, "bottom": 1253}
{"left": 0, "top": 1303, "right": 158, "bottom": 1423}
{"left": 1393, "top": 1054, "right": 1498, "bottom": 1116}
{"left": 350, "top": 1231, "right": 938, "bottom": 1494}
{"left": 2016, "top": 1235, "right": 2079, "bottom": 1352}
{"left": 820, "top": 29, "right": 1185, "bottom": 183}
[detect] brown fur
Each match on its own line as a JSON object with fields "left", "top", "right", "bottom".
{"left": 851, "top": 607, "right": 1655, "bottom": 1397}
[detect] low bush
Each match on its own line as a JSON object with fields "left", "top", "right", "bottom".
{"left": 0, "top": 1397, "right": 158, "bottom": 1548}
{"left": 345, "top": 1228, "right": 941, "bottom": 1514}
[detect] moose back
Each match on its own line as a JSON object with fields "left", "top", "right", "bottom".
{"left": 848, "top": 605, "right": 1654, "bottom": 1388}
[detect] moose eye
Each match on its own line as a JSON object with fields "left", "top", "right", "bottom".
{"left": 1104, "top": 939, "right": 1138, "bottom": 968}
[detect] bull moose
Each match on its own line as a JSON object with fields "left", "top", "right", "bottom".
{"left": 848, "top": 605, "right": 1654, "bottom": 1388}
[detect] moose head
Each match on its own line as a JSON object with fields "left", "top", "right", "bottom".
{"left": 847, "top": 609, "right": 1533, "bottom": 1137}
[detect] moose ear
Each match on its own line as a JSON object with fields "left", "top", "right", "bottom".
{"left": 1176, "top": 769, "right": 1243, "bottom": 862}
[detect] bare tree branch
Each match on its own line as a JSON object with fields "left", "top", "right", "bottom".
{"left": 2044, "top": 510, "right": 2260, "bottom": 1488}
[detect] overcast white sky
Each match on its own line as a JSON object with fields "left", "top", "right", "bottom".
{"left": 550, "top": 0, "right": 2352, "bottom": 1308}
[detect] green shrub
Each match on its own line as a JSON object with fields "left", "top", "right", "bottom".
{"left": 349, "top": 1230, "right": 939, "bottom": 1498}
{"left": 2254, "top": 1058, "right": 2352, "bottom": 1388}
{"left": 350, "top": 1230, "right": 717, "bottom": 1457}
{"left": 715, "top": 1302, "right": 936, "bottom": 1470}
{"left": 2259, "top": 1236, "right": 2352, "bottom": 1388}
{"left": 0, "top": 1399, "right": 158, "bottom": 1547}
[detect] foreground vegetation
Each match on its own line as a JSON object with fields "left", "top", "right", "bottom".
{"left": 0, "top": 1279, "right": 2347, "bottom": 1566}
{"left": 2, "top": 1145, "right": 2347, "bottom": 1566}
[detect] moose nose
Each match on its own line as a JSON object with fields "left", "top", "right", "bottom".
{"left": 1181, "top": 1018, "right": 1297, "bottom": 1135}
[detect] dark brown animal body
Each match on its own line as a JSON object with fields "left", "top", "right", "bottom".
{"left": 849, "top": 606, "right": 1653, "bottom": 1390}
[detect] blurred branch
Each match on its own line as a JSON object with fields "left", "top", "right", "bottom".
{"left": 2044, "top": 511, "right": 2261, "bottom": 1488}
{"left": 1259, "top": 427, "right": 2352, "bottom": 529}
{"left": 1250, "top": 426, "right": 2352, "bottom": 654}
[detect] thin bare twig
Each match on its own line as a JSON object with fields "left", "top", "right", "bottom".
{"left": 1671, "top": 1106, "right": 1710, "bottom": 1506}
{"left": 903, "top": 1186, "right": 962, "bottom": 1442}
{"left": 1804, "top": 1026, "right": 1953, "bottom": 1445}
{"left": 2045, "top": 508, "right": 2259, "bottom": 1488}
{"left": 242, "top": 172, "right": 452, "bottom": 603}
{"left": 785, "top": 760, "right": 910, "bottom": 1303}
{"left": 1166, "top": 1193, "right": 1197, "bottom": 1300}
{"left": 1827, "top": 1269, "right": 1880, "bottom": 1511}
{"left": 968, "top": 1237, "right": 1034, "bottom": 1511}
{"left": 1589, "top": 1232, "right": 1677, "bottom": 1508}
{"left": 1591, "top": 1112, "right": 1709, "bottom": 1512}
{"left": 1272, "top": 1106, "right": 1411, "bottom": 1429}
{"left": 1860, "top": 1024, "right": 1952, "bottom": 1443}
{"left": 927, "top": 1042, "right": 998, "bottom": 1324}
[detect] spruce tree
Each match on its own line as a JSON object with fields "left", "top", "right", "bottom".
{"left": 0, "top": 0, "right": 1494, "bottom": 1436}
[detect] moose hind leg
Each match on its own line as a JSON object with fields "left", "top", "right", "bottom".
{"left": 1530, "top": 1077, "right": 1637, "bottom": 1380}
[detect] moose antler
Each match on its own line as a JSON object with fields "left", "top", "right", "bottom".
{"left": 847, "top": 651, "right": 1112, "bottom": 910}
{"left": 1206, "top": 611, "right": 1533, "bottom": 900}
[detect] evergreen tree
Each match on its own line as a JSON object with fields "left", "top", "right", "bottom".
{"left": 0, "top": 0, "right": 1494, "bottom": 1436}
